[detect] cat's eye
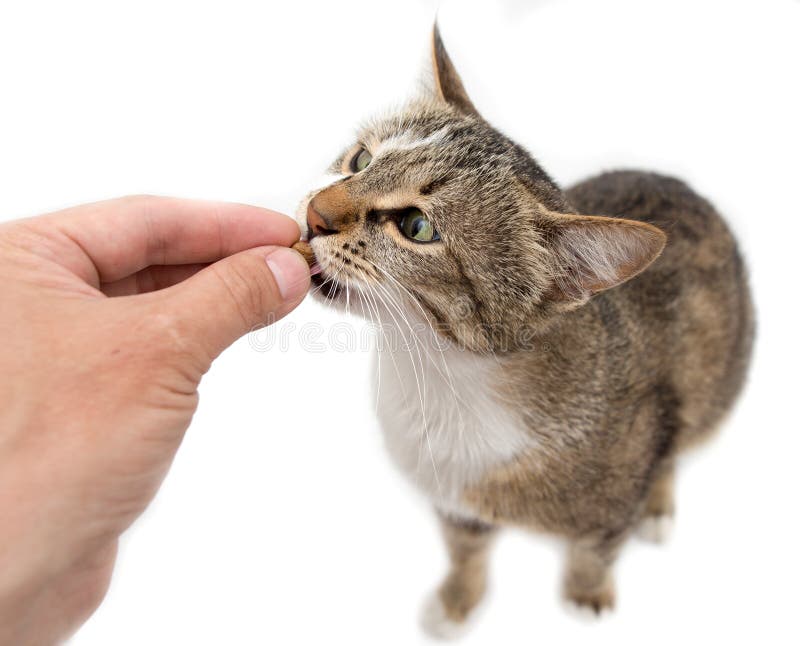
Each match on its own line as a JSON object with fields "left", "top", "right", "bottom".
{"left": 351, "top": 148, "right": 372, "bottom": 173}
{"left": 398, "top": 208, "right": 440, "bottom": 243}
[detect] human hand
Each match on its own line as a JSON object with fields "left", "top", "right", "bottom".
{"left": 0, "top": 196, "right": 309, "bottom": 645}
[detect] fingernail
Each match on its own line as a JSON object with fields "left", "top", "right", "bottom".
{"left": 265, "top": 247, "right": 310, "bottom": 300}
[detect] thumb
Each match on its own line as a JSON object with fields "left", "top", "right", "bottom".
{"left": 164, "top": 245, "right": 310, "bottom": 362}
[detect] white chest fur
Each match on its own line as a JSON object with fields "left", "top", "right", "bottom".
{"left": 373, "top": 331, "right": 533, "bottom": 518}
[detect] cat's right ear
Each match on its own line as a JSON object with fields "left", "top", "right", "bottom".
{"left": 430, "top": 23, "right": 480, "bottom": 117}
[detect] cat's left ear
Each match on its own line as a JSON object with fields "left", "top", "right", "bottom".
{"left": 545, "top": 214, "right": 667, "bottom": 306}
{"left": 430, "top": 23, "right": 480, "bottom": 117}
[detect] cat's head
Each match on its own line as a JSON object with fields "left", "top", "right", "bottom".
{"left": 298, "top": 25, "right": 665, "bottom": 353}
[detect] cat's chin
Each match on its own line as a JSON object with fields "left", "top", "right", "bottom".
{"left": 309, "top": 272, "right": 378, "bottom": 322}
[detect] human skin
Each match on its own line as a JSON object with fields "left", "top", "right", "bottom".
{"left": 0, "top": 196, "right": 310, "bottom": 645}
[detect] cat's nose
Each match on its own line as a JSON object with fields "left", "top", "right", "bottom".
{"left": 307, "top": 201, "right": 339, "bottom": 238}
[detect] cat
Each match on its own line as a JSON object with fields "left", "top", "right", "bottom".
{"left": 295, "top": 24, "right": 754, "bottom": 637}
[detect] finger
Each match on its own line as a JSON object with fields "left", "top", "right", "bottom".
{"left": 28, "top": 195, "right": 300, "bottom": 286}
{"left": 160, "top": 245, "right": 310, "bottom": 363}
{"left": 100, "top": 263, "right": 209, "bottom": 297}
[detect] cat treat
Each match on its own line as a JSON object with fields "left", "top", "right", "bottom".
{"left": 291, "top": 240, "right": 315, "bottom": 267}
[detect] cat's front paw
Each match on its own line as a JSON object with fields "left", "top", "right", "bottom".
{"left": 563, "top": 580, "right": 615, "bottom": 619}
{"left": 637, "top": 513, "right": 674, "bottom": 543}
{"left": 420, "top": 592, "right": 471, "bottom": 640}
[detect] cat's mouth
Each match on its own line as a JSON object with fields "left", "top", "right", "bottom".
{"left": 296, "top": 235, "right": 341, "bottom": 300}
{"left": 311, "top": 271, "right": 343, "bottom": 300}
{"left": 304, "top": 235, "right": 378, "bottom": 305}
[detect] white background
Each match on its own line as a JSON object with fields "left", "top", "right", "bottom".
{"left": 1, "top": 0, "right": 799, "bottom": 644}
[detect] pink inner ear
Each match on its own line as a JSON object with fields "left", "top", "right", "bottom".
{"left": 552, "top": 217, "right": 667, "bottom": 300}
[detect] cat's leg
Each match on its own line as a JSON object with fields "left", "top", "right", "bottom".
{"left": 420, "top": 513, "right": 497, "bottom": 639}
{"left": 638, "top": 459, "right": 676, "bottom": 543}
{"left": 563, "top": 534, "right": 622, "bottom": 617}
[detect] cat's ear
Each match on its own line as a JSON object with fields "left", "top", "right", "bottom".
{"left": 430, "top": 23, "right": 479, "bottom": 116}
{"left": 546, "top": 214, "right": 667, "bottom": 305}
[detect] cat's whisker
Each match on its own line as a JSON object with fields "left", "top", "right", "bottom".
{"left": 358, "top": 281, "right": 427, "bottom": 470}
{"left": 365, "top": 284, "right": 437, "bottom": 486}
{"left": 370, "top": 278, "right": 520, "bottom": 464}
{"left": 365, "top": 259, "right": 472, "bottom": 435}
{"left": 330, "top": 272, "right": 343, "bottom": 306}
{"left": 384, "top": 298, "right": 468, "bottom": 451}
{"left": 323, "top": 269, "right": 390, "bottom": 415}
{"left": 366, "top": 284, "right": 423, "bottom": 431}
{"left": 371, "top": 280, "right": 453, "bottom": 414}
{"left": 308, "top": 261, "right": 345, "bottom": 305}
{"left": 349, "top": 270, "right": 411, "bottom": 410}
{"left": 308, "top": 281, "right": 334, "bottom": 302}
{"left": 365, "top": 280, "right": 441, "bottom": 492}
{"left": 359, "top": 282, "right": 385, "bottom": 411}
{"left": 374, "top": 281, "right": 456, "bottom": 381}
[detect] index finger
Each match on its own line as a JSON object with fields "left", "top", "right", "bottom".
{"left": 27, "top": 195, "right": 300, "bottom": 286}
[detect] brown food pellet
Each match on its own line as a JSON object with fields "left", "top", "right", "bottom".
{"left": 291, "top": 240, "right": 316, "bottom": 267}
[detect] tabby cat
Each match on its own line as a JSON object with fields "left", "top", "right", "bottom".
{"left": 296, "top": 25, "right": 754, "bottom": 637}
